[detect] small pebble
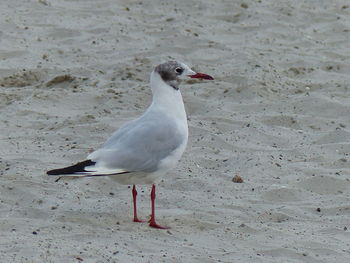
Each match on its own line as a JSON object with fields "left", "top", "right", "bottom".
{"left": 232, "top": 175, "right": 244, "bottom": 183}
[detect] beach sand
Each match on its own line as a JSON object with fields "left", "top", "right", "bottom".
{"left": 1, "top": 0, "right": 350, "bottom": 262}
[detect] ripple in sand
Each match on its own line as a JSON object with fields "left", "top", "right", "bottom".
{"left": 298, "top": 176, "right": 348, "bottom": 195}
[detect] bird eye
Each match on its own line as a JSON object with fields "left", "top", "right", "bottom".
{"left": 175, "top": 67, "right": 184, "bottom": 74}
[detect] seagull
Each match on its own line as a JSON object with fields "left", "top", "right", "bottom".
{"left": 47, "top": 61, "right": 214, "bottom": 229}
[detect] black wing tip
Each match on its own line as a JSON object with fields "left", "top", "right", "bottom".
{"left": 47, "top": 169, "right": 61, "bottom": 176}
{"left": 46, "top": 160, "right": 96, "bottom": 176}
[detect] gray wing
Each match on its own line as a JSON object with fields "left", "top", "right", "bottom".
{"left": 88, "top": 111, "right": 185, "bottom": 173}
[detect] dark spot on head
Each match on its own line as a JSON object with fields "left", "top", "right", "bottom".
{"left": 154, "top": 61, "right": 183, "bottom": 90}
{"left": 160, "top": 71, "right": 175, "bottom": 82}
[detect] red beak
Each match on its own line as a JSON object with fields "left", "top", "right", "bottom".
{"left": 188, "top": 72, "right": 214, "bottom": 80}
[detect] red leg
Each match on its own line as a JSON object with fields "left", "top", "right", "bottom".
{"left": 149, "top": 184, "right": 169, "bottom": 229}
{"left": 132, "top": 185, "right": 144, "bottom": 223}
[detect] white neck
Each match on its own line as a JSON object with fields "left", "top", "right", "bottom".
{"left": 149, "top": 71, "right": 187, "bottom": 121}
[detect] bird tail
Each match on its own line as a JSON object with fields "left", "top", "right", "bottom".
{"left": 46, "top": 159, "right": 130, "bottom": 177}
{"left": 47, "top": 160, "right": 96, "bottom": 176}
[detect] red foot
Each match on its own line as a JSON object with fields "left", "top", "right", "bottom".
{"left": 132, "top": 185, "right": 145, "bottom": 223}
{"left": 133, "top": 218, "right": 145, "bottom": 223}
{"left": 149, "top": 222, "right": 170, "bottom": 229}
{"left": 149, "top": 219, "right": 170, "bottom": 229}
{"left": 148, "top": 184, "right": 170, "bottom": 229}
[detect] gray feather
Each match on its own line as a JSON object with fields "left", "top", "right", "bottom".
{"left": 89, "top": 110, "right": 184, "bottom": 172}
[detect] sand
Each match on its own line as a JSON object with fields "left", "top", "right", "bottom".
{"left": 1, "top": 0, "right": 350, "bottom": 262}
